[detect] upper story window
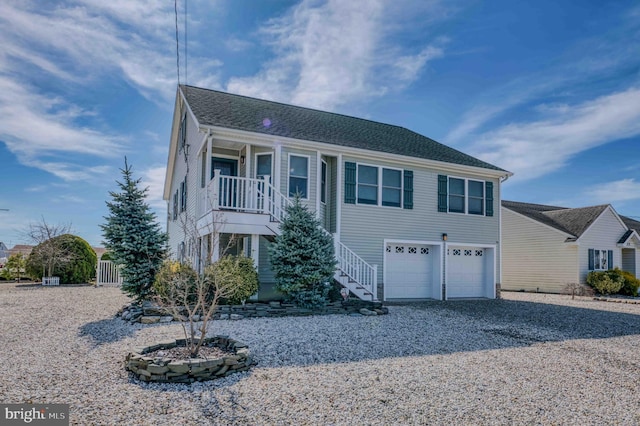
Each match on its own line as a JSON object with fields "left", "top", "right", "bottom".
{"left": 288, "top": 154, "right": 309, "bottom": 198}
{"left": 178, "top": 114, "right": 187, "bottom": 153}
{"left": 446, "top": 177, "right": 485, "bottom": 215}
{"left": 345, "top": 162, "right": 413, "bottom": 209}
{"left": 321, "top": 160, "right": 327, "bottom": 204}
{"left": 356, "top": 164, "right": 403, "bottom": 208}
{"left": 357, "top": 165, "right": 378, "bottom": 205}
{"left": 438, "top": 174, "right": 493, "bottom": 216}
{"left": 382, "top": 168, "right": 402, "bottom": 207}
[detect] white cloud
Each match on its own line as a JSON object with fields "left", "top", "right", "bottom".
{"left": 226, "top": 0, "right": 445, "bottom": 110}
{"left": 470, "top": 88, "right": 640, "bottom": 180}
{"left": 587, "top": 179, "right": 640, "bottom": 204}
{"left": 142, "top": 165, "right": 168, "bottom": 210}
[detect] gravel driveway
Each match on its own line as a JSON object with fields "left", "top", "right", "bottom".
{"left": 1, "top": 283, "right": 640, "bottom": 425}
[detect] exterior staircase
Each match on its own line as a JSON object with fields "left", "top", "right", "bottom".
{"left": 204, "top": 173, "right": 378, "bottom": 301}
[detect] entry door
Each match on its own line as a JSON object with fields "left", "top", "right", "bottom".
{"left": 255, "top": 154, "right": 273, "bottom": 180}
{"left": 211, "top": 158, "right": 238, "bottom": 178}
{"left": 212, "top": 158, "right": 238, "bottom": 208}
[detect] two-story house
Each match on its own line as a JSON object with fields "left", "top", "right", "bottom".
{"left": 164, "top": 85, "right": 511, "bottom": 301}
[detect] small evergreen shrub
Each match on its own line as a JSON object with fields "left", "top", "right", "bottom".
{"left": 269, "top": 196, "right": 336, "bottom": 309}
{"left": 211, "top": 255, "right": 259, "bottom": 305}
{"left": 587, "top": 271, "right": 624, "bottom": 295}
{"left": 153, "top": 260, "right": 199, "bottom": 305}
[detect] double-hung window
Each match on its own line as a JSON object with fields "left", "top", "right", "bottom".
{"left": 448, "top": 178, "right": 465, "bottom": 213}
{"left": 356, "top": 164, "right": 403, "bottom": 208}
{"left": 382, "top": 168, "right": 402, "bottom": 207}
{"left": 357, "top": 165, "right": 378, "bottom": 205}
{"left": 320, "top": 161, "right": 327, "bottom": 204}
{"left": 448, "top": 177, "right": 485, "bottom": 215}
{"left": 590, "top": 249, "right": 612, "bottom": 271}
{"left": 288, "top": 155, "right": 309, "bottom": 198}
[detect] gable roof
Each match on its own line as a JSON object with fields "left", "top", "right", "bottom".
{"left": 621, "top": 215, "right": 640, "bottom": 233}
{"left": 501, "top": 200, "right": 610, "bottom": 239}
{"left": 180, "top": 85, "right": 508, "bottom": 173}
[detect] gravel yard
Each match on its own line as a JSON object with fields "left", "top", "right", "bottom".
{"left": 1, "top": 283, "right": 640, "bottom": 425}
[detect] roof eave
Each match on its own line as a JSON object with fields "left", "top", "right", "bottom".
{"left": 199, "top": 124, "right": 512, "bottom": 179}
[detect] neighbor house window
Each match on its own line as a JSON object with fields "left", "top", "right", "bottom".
{"left": 172, "top": 190, "right": 178, "bottom": 220}
{"left": 288, "top": 155, "right": 309, "bottom": 198}
{"left": 590, "top": 249, "right": 612, "bottom": 271}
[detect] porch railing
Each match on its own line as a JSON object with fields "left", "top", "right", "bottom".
{"left": 334, "top": 238, "right": 378, "bottom": 300}
{"left": 200, "top": 172, "right": 293, "bottom": 223}
{"left": 198, "top": 170, "right": 378, "bottom": 300}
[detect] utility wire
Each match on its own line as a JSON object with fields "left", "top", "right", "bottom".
{"left": 184, "top": 0, "right": 188, "bottom": 85}
{"left": 174, "top": 0, "right": 180, "bottom": 85}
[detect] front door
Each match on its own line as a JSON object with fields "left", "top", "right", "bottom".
{"left": 211, "top": 158, "right": 238, "bottom": 178}
{"left": 212, "top": 158, "right": 238, "bottom": 208}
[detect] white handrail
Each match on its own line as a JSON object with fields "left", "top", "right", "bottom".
{"left": 334, "top": 238, "right": 377, "bottom": 300}
{"left": 201, "top": 171, "right": 377, "bottom": 300}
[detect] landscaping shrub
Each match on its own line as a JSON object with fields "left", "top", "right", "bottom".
{"left": 269, "top": 195, "right": 336, "bottom": 309}
{"left": 26, "top": 234, "right": 97, "bottom": 283}
{"left": 612, "top": 268, "right": 640, "bottom": 296}
{"left": 212, "top": 255, "right": 259, "bottom": 305}
{"left": 587, "top": 271, "right": 624, "bottom": 295}
{"left": 153, "top": 260, "right": 199, "bottom": 305}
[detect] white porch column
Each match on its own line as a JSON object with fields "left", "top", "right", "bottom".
{"left": 245, "top": 144, "right": 252, "bottom": 178}
{"left": 274, "top": 143, "right": 282, "bottom": 192}
{"left": 206, "top": 135, "right": 213, "bottom": 182}
{"left": 316, "top": 152, "right": 322, "bottom": 219}
{"left": 250, "top": 234, "right": 260, "bottom": 300}
{"left": 336, "top": 153, "right": 343, "bottom": 240}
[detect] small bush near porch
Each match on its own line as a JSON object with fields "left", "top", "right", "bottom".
{"left": 269, "top": 196, "right": 336, "bottom": 309}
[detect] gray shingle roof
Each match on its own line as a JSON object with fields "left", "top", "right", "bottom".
{"left": 180, "top": 85, "right": 507, "bottom": 172}
{"left": 621, "top": 216, "right": 640, "bottom": 233}
{"left": 502, "top": 200, "right": 609, "bottom": 238}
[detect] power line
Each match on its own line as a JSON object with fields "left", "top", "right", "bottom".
{"left": 174, "top": 0, "right": 180, "bottom": 85}
{"left": 184, "top": 0, "right": 188, "bottom": 85}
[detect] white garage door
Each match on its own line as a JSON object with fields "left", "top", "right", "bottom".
{"left": 447, "top": 246, "right": 486, "bottom": 298}
{"left": 386, "top": 243, "right": 433, "bottom": 298}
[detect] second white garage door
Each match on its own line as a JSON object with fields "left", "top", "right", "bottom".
{"left": 447, "top": 246, "right": 486, "bottom": 298}
{"left": 385, "top": 243, "right": 434, "bottom": 299}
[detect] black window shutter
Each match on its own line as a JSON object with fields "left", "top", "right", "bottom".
{"left": 438, "top": 175, "right": 448, "bottom": 212}
{"left": 403, "top": 170, "right": 413, "bottom": 209}
{"left": 588, "top": 249, "right": 594, "bottom": 270}
{"left": 344, "top": 162, "right": 356, "bottom": 204}
{"left": 607, "top": 250, "right": 613, "bottom": 270}
{"left": 485, "top": 181, "right": 494, "bottom": 217}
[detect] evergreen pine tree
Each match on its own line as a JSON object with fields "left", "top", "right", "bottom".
{"left": 101, "top": 158, "right": 167, "bottom": 301}
{"left": 269, "top": 195, "right": 336, "bottom": 308}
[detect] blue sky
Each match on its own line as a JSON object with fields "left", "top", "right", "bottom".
{"left": 1, "top": 0, "right": 640, "bottom": 247}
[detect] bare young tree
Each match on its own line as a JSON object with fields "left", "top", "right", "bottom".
{"left": 153, "top": 208, "right": 254, "bottom": 357}
{"left": 24, "top": 217, "right": 74, "bottom": 279}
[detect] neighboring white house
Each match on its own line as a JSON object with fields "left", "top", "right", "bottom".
{"left": 502, "top": 200, "right": 640, "bottom": 293}
{"left": 164, "top": 85, "right": 512, "bottom": 301}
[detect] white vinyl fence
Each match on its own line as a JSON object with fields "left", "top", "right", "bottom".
{"left": 97, "top": 260, "right": 123, "bottom": 286}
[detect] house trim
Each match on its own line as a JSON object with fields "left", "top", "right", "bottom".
{"left": 196, "top": 124, "right": 512, "bottom": 180}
